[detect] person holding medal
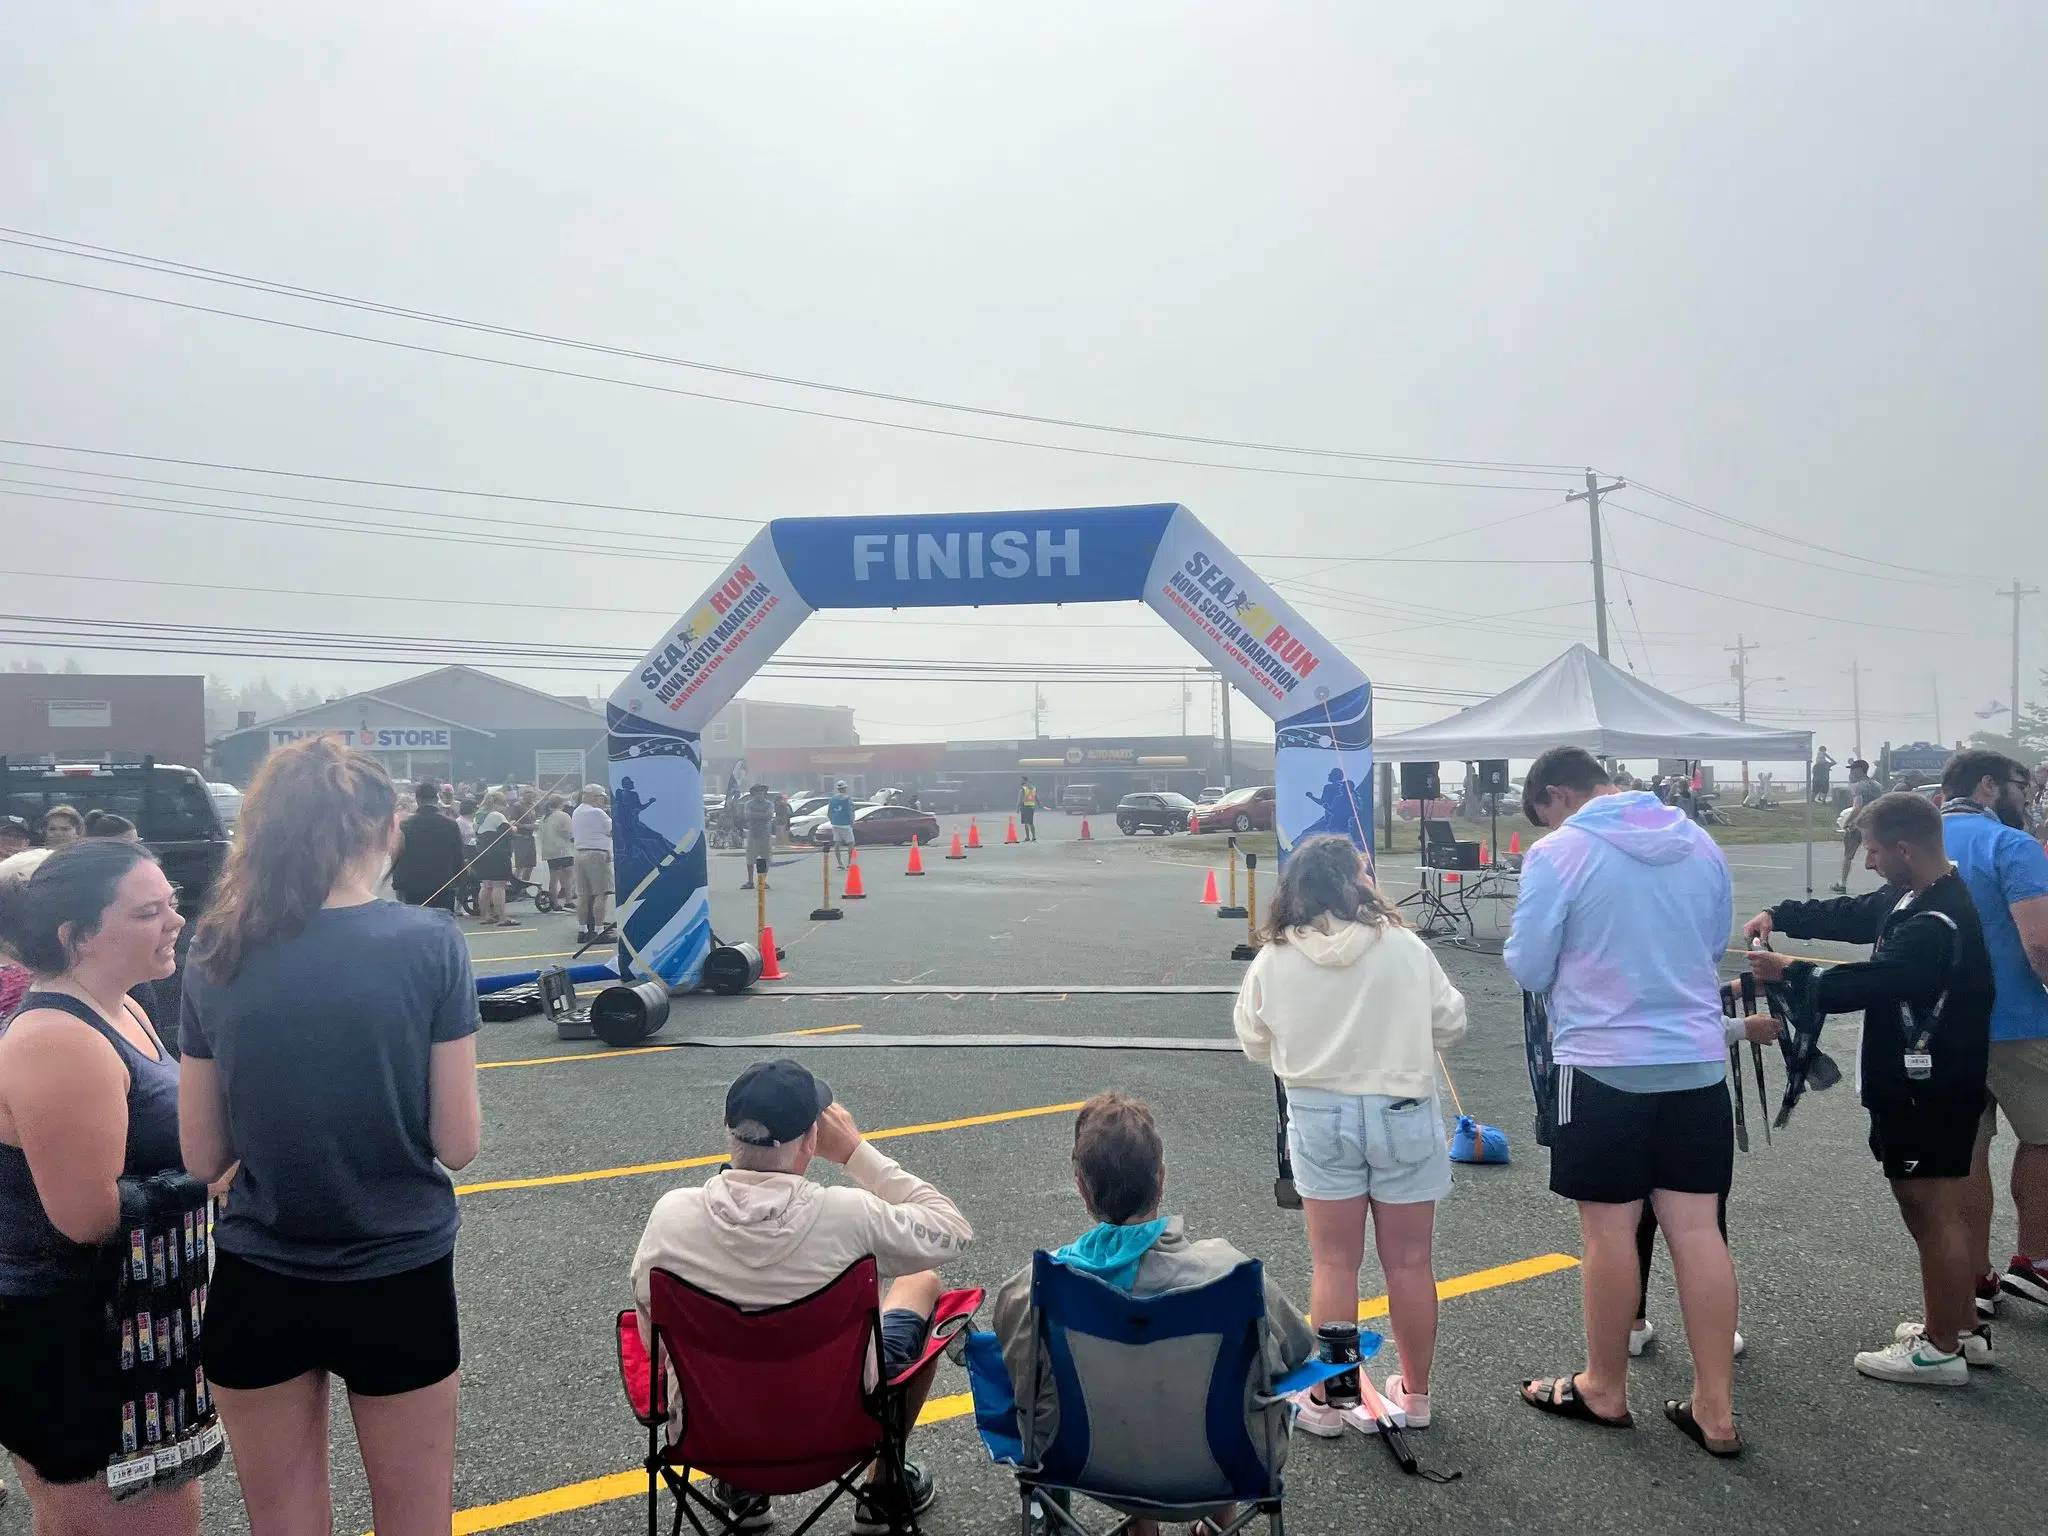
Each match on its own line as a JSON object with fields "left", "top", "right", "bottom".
{"left": 1747, "top": 790, "right": 1994, "bottom": 1384}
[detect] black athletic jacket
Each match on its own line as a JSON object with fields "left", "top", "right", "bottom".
{"left": 390, "top": 806, "right": 464, "bottom": 905}
{"left": 1767, "top": 871, "right": 1992, "bottom": 1108}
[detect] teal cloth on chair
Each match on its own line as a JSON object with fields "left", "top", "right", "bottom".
{"left": 1049, "top": 1218, "right": 1171, "bottom": 1291}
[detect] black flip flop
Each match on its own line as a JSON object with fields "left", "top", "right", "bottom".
{"left": 1518, "top": 1374, "right": 1633, "bottom": 1429}
{"left": 1664, "top": 1399, "right": 1742, "bottom": 1458}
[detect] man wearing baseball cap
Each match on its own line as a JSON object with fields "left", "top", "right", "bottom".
{"left": 0, "top": 817, "right": 29, "bottom": 860}
{"left": 630, "top": 1060, "right": 973, "bottom": 1533}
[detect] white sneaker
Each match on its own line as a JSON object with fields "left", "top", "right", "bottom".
{"left": 1632, "top": 1319, "right": 1744, "bottom": 1358}
{"left": 1855, "top": 1334, "right": 1969, "bottom": 1385}
{"left": 1893, "top": 1321, "right": 1994, "bottom": 1368}
{"left": 1341, "top": 1395, "right": 1408, "bottom": 1436}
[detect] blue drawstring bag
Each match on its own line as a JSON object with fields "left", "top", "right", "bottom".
{"left": 1449, "top": 1113, "right": 1510, "bottom": 1164}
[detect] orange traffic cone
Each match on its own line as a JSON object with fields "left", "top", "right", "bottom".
{"left": 758, "top": 925, "right": 785, "bottom": 980}
{"left": 1446, "top": 873, "right": 1461, "bottom": 885}
{"left": 966, "top": 819, "right": 983, "bottom": 849}
{"left": 1509, "top": 831, "right": 1521, "bottom": 856}
{"left": 1078, "top": 818, "right": 1093, "bottom": 840}
{"left": 1200, "top": 868, "right": 1221, "bottom": 904}
{"left": 905, "top": 840, "right": 927, "bottom": 876}
{"left": 1005, "top": 817, "right": 1020, "bottom": 845}
{"left": 1480, "top": 839, "right": 1491, "bottom": 866}
{"left": 945, "top": 832, "right": 966, "bottom": 859}
{"left": 841, "top": 856, "right": 867, "bottom": 900}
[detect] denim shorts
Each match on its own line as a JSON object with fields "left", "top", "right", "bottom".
{"left": 1285, "top": 1087, "right": 1453, "bottom": 1204}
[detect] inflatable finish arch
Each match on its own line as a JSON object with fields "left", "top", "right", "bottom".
{"left": 606, "top": 504, "right": 1372, "bottom": 988}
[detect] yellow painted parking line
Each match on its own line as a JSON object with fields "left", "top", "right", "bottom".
{"left": 1359, "top": 1251, "right": 1579, "bottom": 1319}
{"left": 785, "top": 1023, "right": 864, "bottom": 1036}
{"left": 468, "top": 949, "right": 580, "bottom": 963}
{"left": 478, "top": 1046, "right": 668, "bottom": 1071}
{"left": 454, "top": 1099, "right": 1090, "bottom": 1196}
{"left": 422, "top": 1250, "right": 1579, "bottom": 1534}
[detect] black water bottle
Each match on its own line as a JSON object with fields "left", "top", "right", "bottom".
{"left": 1316, "top": 1321, "right": 1362, "bottom": 1408}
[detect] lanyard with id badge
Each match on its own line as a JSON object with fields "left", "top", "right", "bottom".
{"left": 1897, "top": 908, "right": 1960, "bottom": 1084}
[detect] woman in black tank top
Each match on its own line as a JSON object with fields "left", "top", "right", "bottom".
{"left": 0, "top": 839, "right": 204, "bottom": 1533}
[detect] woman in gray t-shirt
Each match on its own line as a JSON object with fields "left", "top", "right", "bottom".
{"left": 180, "top": 737, "right": 482, "bottom": 1534}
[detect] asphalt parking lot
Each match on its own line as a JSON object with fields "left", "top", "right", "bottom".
{"left": 42, "top": 817, "right": 2044, "bottom": 1535}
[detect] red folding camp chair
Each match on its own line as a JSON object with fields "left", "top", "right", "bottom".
{"left": 616, "top": 1257, "right": 982, "bottom": 1536}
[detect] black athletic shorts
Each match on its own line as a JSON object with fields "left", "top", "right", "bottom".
{"left": 1547, "top": 1067, "right": 1734, "bottom": 1204}
{"left": 1868, "top": 1092, "right": 1985, "bottom": 1181}
{"left": 205, "top": 1249, "right": 460, "bottom": 1397}
{"left": 0, "top": 1286, "right": 125, "bottom": 1484}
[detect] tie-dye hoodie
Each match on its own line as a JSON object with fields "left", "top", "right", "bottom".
{"left": 1504, "top": 790, "right": 1731, "bottom": 1067}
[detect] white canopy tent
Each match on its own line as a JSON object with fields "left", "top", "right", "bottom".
{"left": 1375, "top": 644, "right": 1812, "bottom": 764}
{"left": 1375, "top": 644, "right": 1817, "bottom": 892}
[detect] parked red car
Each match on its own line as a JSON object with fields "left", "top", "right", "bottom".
{"left": 809, "top": 802, "right": 941, "bottom": 847}
{"left": 1191, "top": 785, "right": 1276, "bottom": 834}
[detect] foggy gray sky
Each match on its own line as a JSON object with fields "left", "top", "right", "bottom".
{"left": 3, "top": 3, "right": 2043, "bottom": 758}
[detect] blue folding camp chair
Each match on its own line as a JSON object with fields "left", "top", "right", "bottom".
{"left": 963, "top": 1252, "right": 1356, "bottom": 1535}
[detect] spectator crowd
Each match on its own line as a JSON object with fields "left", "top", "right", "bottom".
{"left": 0, "top": 736, "right": 2043, "bottom": 1532}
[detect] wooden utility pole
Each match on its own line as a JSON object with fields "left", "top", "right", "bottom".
{"left": 1726, "top": 635, "right": 1758, "bottom": 793}
{"left": 1997, "top": 582, "right": 2038, "bottom": 738}
{"left": 1566, "top": 469, "right": 1627, "bottom": 659}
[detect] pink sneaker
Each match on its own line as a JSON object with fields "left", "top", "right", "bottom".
{"left": 1287, "top": 1389, "right": 1347, "bottom": 1438}
{"left": 1382, "top": 1373, "right": 1432, "bottom": 1428}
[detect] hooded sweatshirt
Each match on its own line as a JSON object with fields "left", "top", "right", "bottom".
{"left": 1504, "top": 789, "right": 1731, "bottom": 1068}
{"left": 630, "top": 1140, "right": 972, "bottom": 1430}
{"left": 992, "top": 1216, "right": 1315, "bottom": 1475}
{"left": 1234, "top": 918, "right": 1467, "bottom": 1097}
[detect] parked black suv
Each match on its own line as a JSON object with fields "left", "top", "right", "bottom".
{"left": 1114, "top": 791, "right": 1195, "bottom": 835}
{"left": 2, "top": 758, "right": 230, "bottom": 918}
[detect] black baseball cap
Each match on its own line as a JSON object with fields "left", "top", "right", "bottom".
{"left": 0, "top": 816, "right": 28, "bottom": 836}
{"left": 726, "top": 1059, "right": 834, "bottom": 1146}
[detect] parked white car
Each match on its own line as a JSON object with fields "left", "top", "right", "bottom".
{"left": 207, "top": 781, "right": 243, "bottom": 829}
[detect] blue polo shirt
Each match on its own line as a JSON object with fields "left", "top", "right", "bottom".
{"left": 1942, "top": 807, "right": 2048, "bottom": 1042}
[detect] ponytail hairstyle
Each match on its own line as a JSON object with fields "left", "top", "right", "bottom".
{"left": 83, "top": 810, "right": 139, "bottom": 840}
{"left": 1260, "top": 833, "right": 1406, "bottom": 945}
{"left": 193, "top": 736, "right": 398, "bottom": 984}
{"left": 0, "top": 840, "right": 157, "bottom": 975}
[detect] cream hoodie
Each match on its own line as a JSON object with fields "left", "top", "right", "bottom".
{"left": 630, "top": 1140, "right": 972, "bottom": 1429}
{"left": 1233, "top": 918, "right": 1467, "bottom": 1097}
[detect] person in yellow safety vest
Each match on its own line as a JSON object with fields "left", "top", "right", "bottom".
{"left": 1019, "top": 778, "right": 1039, "bottom": 842}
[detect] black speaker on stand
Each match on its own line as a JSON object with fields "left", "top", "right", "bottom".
{"left": 1399, "top": 761, "right": 1440, "bottom": 803}
{"left": 1477, "top": 758, "right": 1509, "bottom": 865}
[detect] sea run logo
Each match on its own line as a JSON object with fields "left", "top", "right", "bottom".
{"left": 1164, "top": 551, "right": 1320, "bottom": 697}
{"left": 638, "top": 563, "right": 780, "bottom": 710}
{"left": 852, "top": 528, "right": 1081, "bottom": 582}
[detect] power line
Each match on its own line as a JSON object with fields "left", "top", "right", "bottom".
{"left": 0, "top": 486, "right": 732, "bottom": 567}
{"left": 0, "top": 266, "right": 1570, "bottom": 493}
{"left": 0, "top": 436, "right": 759, "bottom": 529}
{"left": 1598, "top": 506, "right": 1656, "bottom": 681}
{"left": 1608, "top": 498, "right": 1978, "bottom": 588}
{"left": 0, "top": 227, "right": 1583, "bottom": 477}
{"left": 1621, "top": 477, "right": 1977, "bottom": 581}
{"left": 1271, "top": 499, "right": 1572, "bottom": 587}
{"left": 0, "top": 455, "right": 755, "bottom": 542}
{"left": 0, "top": 473, "right": 741, "bottom": 556}
{"left": 1606, "top": 565, "right": 1991, "bottom": 637}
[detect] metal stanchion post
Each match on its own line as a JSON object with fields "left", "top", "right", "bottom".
{"left": 810, "top": 846, "right": 843, "bottom": 921}
{"left": 1231, "top": 853, "right": 1261, "bottom": 961}
{"left": 1218, "top": 834, "right": 1248, "bottom": 920}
